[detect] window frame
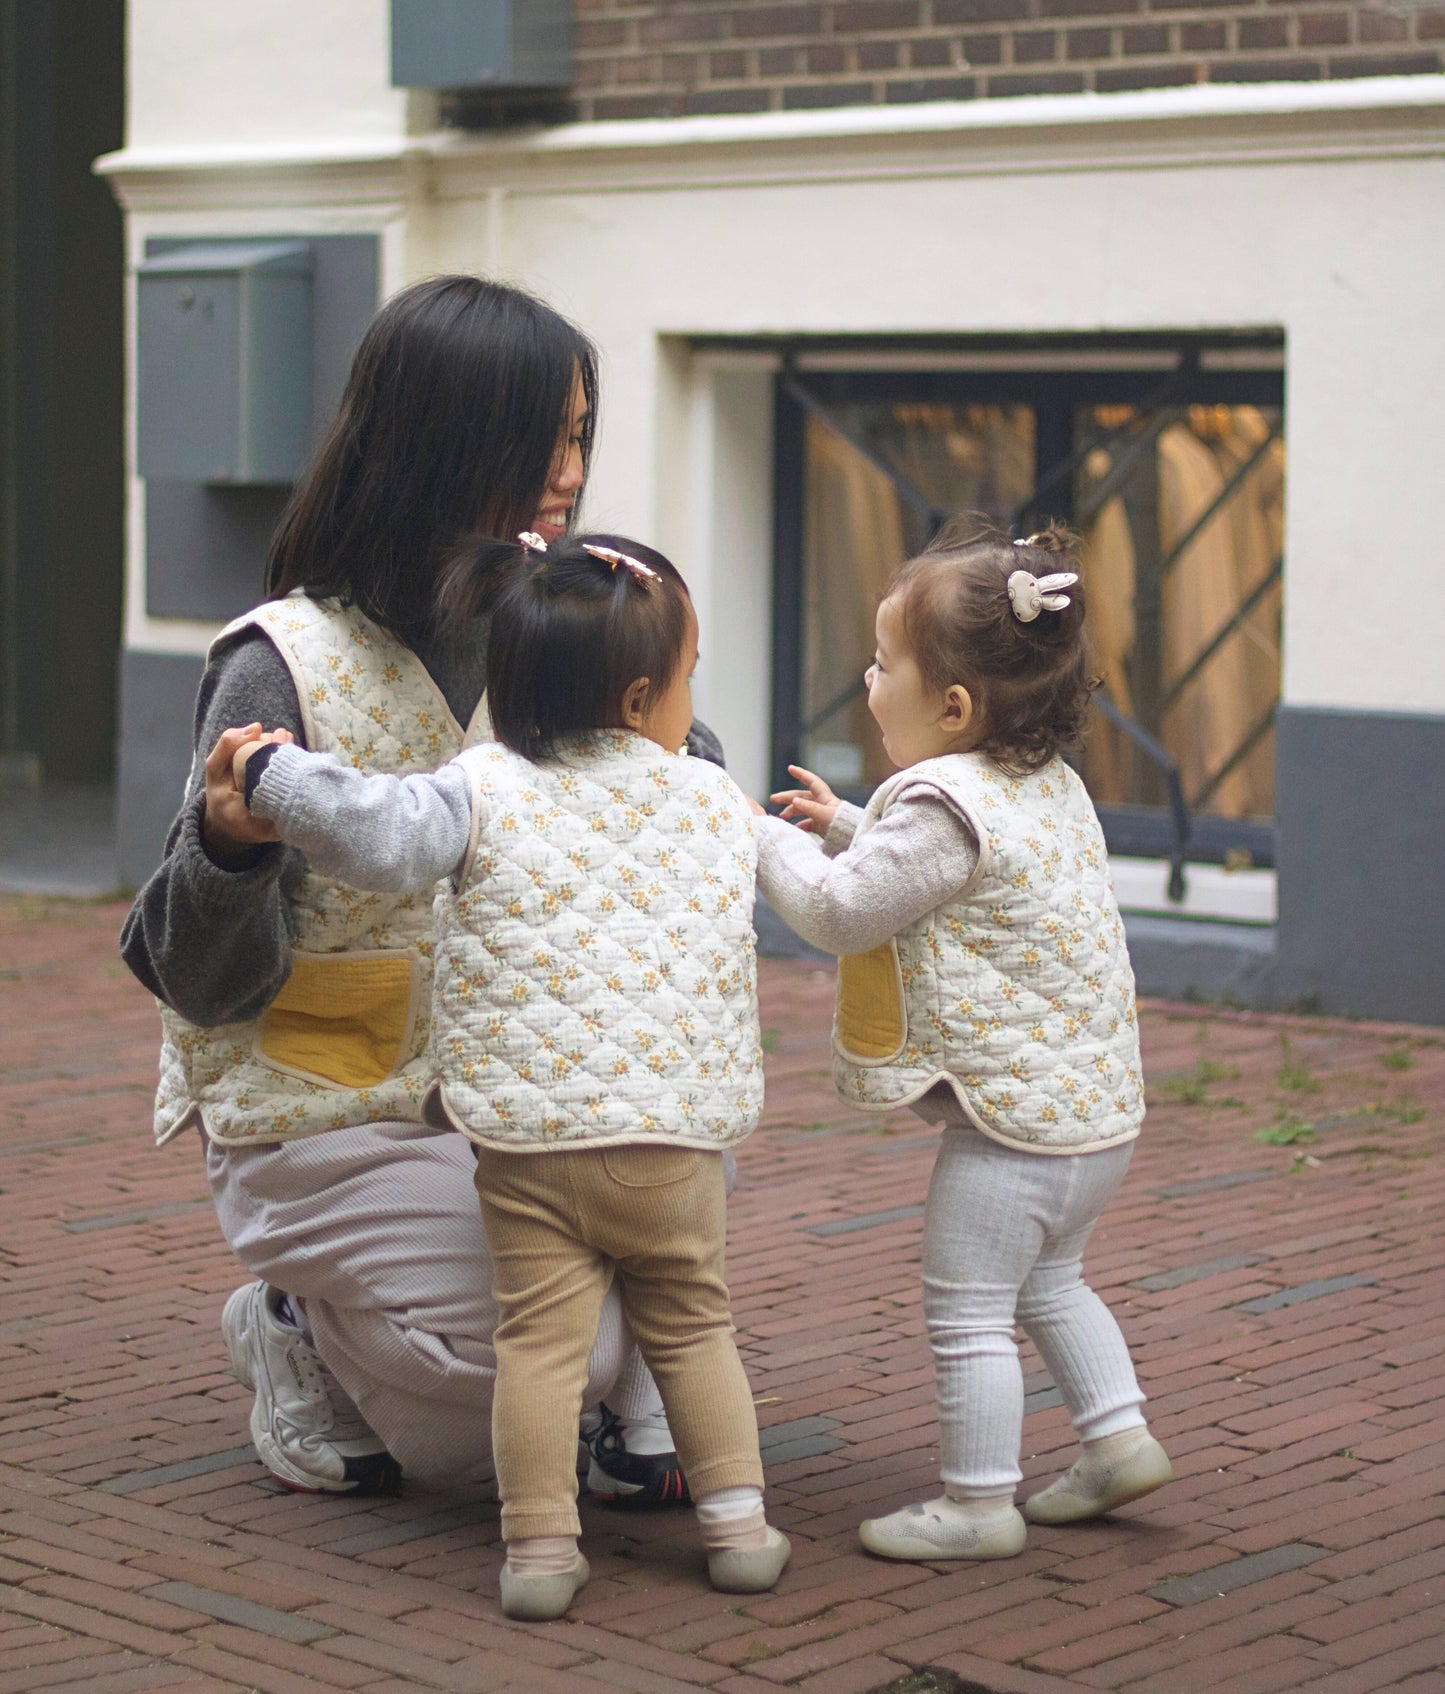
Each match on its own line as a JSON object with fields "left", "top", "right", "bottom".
{"left": 770, "top": 340, "right": 1286, "bottom": 870}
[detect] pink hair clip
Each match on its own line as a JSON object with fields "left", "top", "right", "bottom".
{"left": 583, "top": 543, "right": 661, "bottom": 583}
{"left": 517, "top": 531, "right": 548, "bottom": 553}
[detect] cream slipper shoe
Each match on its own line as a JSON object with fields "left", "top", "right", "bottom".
{"left": 859, "top": 1496, "right": 1027, "bottom": 1562}
{"left": 498, "top": 1551, "right": 590, "bottom": 1620}
{"left": 1022, "top": 1430, "right": 1172, "bottom": 1524}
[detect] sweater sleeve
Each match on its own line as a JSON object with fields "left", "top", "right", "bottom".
{"left": 821, "top": 800, "right": 865, "bottom": 856}
{"left": 250, "top": 743, "right": 474, "bottom": 892}
{"left": 756, "top": 785, "right": 980, "bottom": 956}
{"left": 117, "top": 629, "right": 308, "bottom": 1026}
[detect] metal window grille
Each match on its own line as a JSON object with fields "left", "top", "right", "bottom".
{"left": 769, "top": 336, "right": 1286, "bottom": 900}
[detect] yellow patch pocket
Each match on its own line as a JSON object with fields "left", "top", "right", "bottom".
{"left": 257, "top": 950, "right": 421, "bottom": 1090}
{"left": 834, "top": 941, "right": 906, "bottom": 1063}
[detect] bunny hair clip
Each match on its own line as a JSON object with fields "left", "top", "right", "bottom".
{"left": 583, "top": 543, "right": 661, "bottom": 583}
{"left": 1006, "top": 564, "right": 1079, "bottom": 623}
{"left": 517, "top": 531, "right": 548, "bottom": 553}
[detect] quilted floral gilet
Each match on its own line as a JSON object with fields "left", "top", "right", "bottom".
{"left": 832, "top": 753, "right": 1144, "bottom": 1154}
{"left": 429, "top": 732, "right": 763, "bottom": 1151}
{"left": 154, "top": 594, "right": 490, "bottom": 1147}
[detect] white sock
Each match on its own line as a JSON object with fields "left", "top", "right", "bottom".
{"left": 618, "top": 1419, "right": 675, "bottom": 1456}
{"left": 696, "top": 1486, "right": 769, "bottom": 1549}
{"left": 940, "top": 1489, "right": 1017, "bottom": 1517}
{"left": 506, "top": 1535, "right": 581, "bottom": 1575}
{"left": 696, "top": 1484, "right": 763, "bottom": 1522}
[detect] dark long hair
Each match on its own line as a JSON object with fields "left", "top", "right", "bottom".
{"left": 467, "top": 533, "right": 691, "bottom": 762}
{"left": 263, "top": 275, "right": 598, "bottom": 636}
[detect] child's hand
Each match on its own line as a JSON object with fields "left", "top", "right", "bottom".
{"left": 201, "top": 724, "right": 284, "bottom": 866}
{"left": 744, "top": 795, "right": 766, "bottom": 818}
{"left": 231, "top": 725, "right": 294, "bottom": 790}
{"left": 769, "top": 765, "right": 841, "bottom": 835}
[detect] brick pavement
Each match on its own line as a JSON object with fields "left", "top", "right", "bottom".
{"left": 2, "top": 892, "right": 1443, "bottom": 1693}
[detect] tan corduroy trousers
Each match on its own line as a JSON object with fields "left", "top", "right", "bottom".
{"left": 474, "top": 1142, "right": 763, "bottom": 1542}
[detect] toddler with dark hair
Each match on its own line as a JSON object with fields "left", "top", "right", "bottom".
{"left": 758, "top": 516, "right": 1171, "bottom": 1563}
{"left": 207, "top": 533, "right": 788, "bottom": 1620}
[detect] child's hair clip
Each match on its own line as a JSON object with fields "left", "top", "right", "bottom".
{"left": 583, "top": 543, "right": 661, "bottom": 583}
{"left": 1007, "top": 568, "right": 1079, "bottom": 623}
{"left": 517, "top": 531, "right": 548, "bottom": 553}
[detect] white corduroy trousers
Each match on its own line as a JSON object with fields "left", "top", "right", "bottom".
{"left": 205, "top": 1120, "right": 657, "bottom": 1481}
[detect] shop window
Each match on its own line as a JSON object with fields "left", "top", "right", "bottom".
{"left": 771, "top": 339, "right": 1284, "bottom": 879}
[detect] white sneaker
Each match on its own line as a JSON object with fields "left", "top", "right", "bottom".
{"left": 221, "top": 1282, "right": 399, "bottom": 1495}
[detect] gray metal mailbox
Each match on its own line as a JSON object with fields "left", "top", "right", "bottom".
{"left": 136, "top": 240, "right": 314, "bottom": 484}
{"left": 390, "top": 0, "right": 572, "bottom": 88}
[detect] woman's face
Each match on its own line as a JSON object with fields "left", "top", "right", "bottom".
{"left": 532, "top": 372, "right": 588, "bottom": 546}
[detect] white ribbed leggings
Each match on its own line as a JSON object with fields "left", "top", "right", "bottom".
{"left": 923, "top": 1123, "right": 1146, "bottom": 1497}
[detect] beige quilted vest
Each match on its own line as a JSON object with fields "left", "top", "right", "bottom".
{"left": 154, "top": 594, "right": 489, "bottom": 1147}
{"left": 832, "top": 754, "right": 1144, "bottom": 1154}
{"left": 428, "top": 732, "right": 763, "bottom": 1151}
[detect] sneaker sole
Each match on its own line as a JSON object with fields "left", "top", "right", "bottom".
{"left": 585, "top": 1457, "right": 689, "bottom": 1506}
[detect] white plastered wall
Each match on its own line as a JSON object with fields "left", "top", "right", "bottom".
{"left": 410, "top": 98, "right": 1445, "bottom": 791}
{"left": 101, "top": 71, "right": 1445, "bottom": 801}
{"left": 126, "top": 0, "right": 408, "bottom": 157}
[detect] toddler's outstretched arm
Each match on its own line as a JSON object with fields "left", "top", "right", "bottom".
{"left": 239, "top": 741, "right": 475, "bottom": 893}
{"left": 769, "top": 765, "right": 842, "bottom": 835}
{"left": 757, "top": 783, "right": 980, "bottom": 956}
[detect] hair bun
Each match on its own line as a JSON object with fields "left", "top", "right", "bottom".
{"left": 1017, "top": 524, "right": 1078, "bottom": 557}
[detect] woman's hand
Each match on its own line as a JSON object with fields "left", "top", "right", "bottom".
{"left": 230, "top": 725, "right": 294, "bottom": 791}
{"left": 769, "top": 765, "right": 842, "bottom": 835}
{"left": 201, "top": 725, "right": 287, "bottom": 866}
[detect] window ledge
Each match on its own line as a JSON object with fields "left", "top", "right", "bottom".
{"left": 1111, "top": 856, "right": 1277, "bottom": 926}
{"left": 94, "top": 73, "right": 1445, "bottom": 181}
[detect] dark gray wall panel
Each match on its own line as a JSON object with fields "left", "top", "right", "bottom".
{"left": 1124, "top": 913, "right": 1277, "bottom": 1005}
{"left": 144, "top": 483, "right": 291, "bottom": 623}
{"left": 115, "top": 649, "right": 203, "bottom": 890}
{"left": 1, "top": 0, "right": 125, "bottom": 781}
{"left": 1275, "top": 704, "right": 1444, "bottom": 1024}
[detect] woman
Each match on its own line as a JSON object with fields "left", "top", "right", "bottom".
{"left": 122, "top": 275, "right": 707, "bottom": 1499}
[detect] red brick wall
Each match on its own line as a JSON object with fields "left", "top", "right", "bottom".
{"left": 446, "top": 0, "right": 1444, "bottom": 124}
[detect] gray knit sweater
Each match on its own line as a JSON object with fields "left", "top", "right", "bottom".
{"left": 119, "top": 615, "right": 726, "bottom": 1027}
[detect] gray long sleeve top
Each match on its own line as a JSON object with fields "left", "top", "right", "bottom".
{"left": 118, "top": 608, "right": 725, "bottom": 1027}
{"left": 755, "top": 788, "right": 980, "bottom": 957}
{"left": 247, "top": 743, "right": 474, "bottom": 893}
{"left": 757, "top": 786, "right": 985, "bottom": 1135}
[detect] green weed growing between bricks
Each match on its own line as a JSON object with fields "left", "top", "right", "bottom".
{"left": 1150, "top": 1057, "right": 1244, "bottom": 1107}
